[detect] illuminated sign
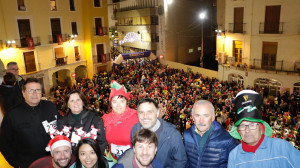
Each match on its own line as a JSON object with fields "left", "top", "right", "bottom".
{"left": 119, "top": 32, "right": 141, "bottom": 45}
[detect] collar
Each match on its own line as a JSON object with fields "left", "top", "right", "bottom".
{"left": 240, "top": 135, "right": 268, "bottom": 154}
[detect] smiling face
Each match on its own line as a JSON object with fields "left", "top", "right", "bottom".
{"left": 78, "top": 144, "right": 98, "bottom": 168}
{"left": 68, "top": 93, "right": 84, "bottom": 114}
{"left": 239, "top": 121, "right": 262, "bottom": 146}
{"left": 111, "top": 96, "right": 127, "bottom": 114}
{"left": 22, "top": 82, "right": 42, "bottom": 107}
{"left": 192, "top": 103, "right": 215, "bottom": 136}
{"left": 137, "top": 102, "right": 159, "bottom": 131}
{"left": 52, "top": 146, "right": 72, "bottom": 168}
{"left": 134, "top": 141, "right": 157, "bottom": 167}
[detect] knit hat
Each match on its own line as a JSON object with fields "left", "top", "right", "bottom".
{"left": 229, "top": 90, "right": 272, "bottom": 139}
{"left": 109, "top": 80, "right": 131, "bottom": 101}
{"left": 45, "top": 135, "right": 72, "bottom": 153}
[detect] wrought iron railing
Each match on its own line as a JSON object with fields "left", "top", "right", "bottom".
{"left": 55, "top": 56, "right": 68, "bottom": 66}
{"left": 259, "top": 22, "right": 284, "bottom": 34}
{"left": 94, "top": 27, "right": 109, "bottom": 36}
{"left": 228, "top": 23, "right": 246, "bottom": 33}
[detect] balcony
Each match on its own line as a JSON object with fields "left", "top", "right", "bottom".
{"left": 228, "top": 23, "right": 246, "bottom": 33}
{"left": 259, "top": 22, "right": 284, "bottom": 34}
{"left": 48, "top": 34, "right": 68, "bottom": 44}
{"left": 14, "top": 37, "right": 41, "bottom": 48}
{"left": 119, "top": 0, "right": 158, "bottom": 12}
{"left": 93, "top": 53, "right": 111, "bottom": 63}
{"left": 94, "top": 27, "right": 109, "bottom": 36}
{"left": 55, "top": 56, "right": 68, "bottom": 66}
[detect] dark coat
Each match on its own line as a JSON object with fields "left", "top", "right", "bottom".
{"left": 184, "top": 121, "right": 239, "bottom": 168}
{"left": 0, "top": 100, "right": 59, "bottom": 168}
{"left": 57, "top": 109, "right": 107, "bottom": 154}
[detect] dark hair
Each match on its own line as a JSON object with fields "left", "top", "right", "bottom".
{"left": 22, "top": 78, "right": 42, "bottom": 91}
{"left": 3, "top": 73, "right": 16, "bottom": 85}
{"left": 137, "top": 98, "right": 158, "bottom": 111}
{"left": 132, "top": 129, "right": 158, "bottom": 147}
{"left": 64, "top": 90, "right": 88, "bottom": 115}
{"left": 75, "top": 138, "right": 108, "bottom": 168}
{"left": 108, "top": 95, "right": 128, "bottom": 112}
{"left": 7, "top": 62, "right": 17, "bottom": 68}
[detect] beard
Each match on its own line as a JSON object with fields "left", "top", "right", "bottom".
{"left": 53, "top": 157, "right": 71, "bottom": 168}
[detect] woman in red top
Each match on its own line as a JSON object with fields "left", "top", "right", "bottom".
{"left": 103, "top": 81, "right": 138, "bottom": 164}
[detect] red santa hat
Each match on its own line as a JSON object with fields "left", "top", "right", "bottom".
{"left": 45, "top": 135, "right": 72, "bottom": 153}
{"left": 109, "top": 80, "right": 131, "bottom": 101}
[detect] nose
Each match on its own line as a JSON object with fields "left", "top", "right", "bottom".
{"left": 244, "top": 125, "right": 251, "bottom": 132}
{"left": 142, "top": 147, "right": 147, "bottom": 154}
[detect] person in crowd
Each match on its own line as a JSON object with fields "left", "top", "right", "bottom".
{"left": 0, "top": 72, "right": 21, "bottom": 113}
{"left": 0, "top": 78, "right": 60, "bottom": 167}
{"left": 57, "top": 90, "right": 107, "bottom": 154}
{"left": 29, "top": 135, "right": 76, "bottom": 168}
{"left": 70, "top": 138, "right": 108, "bottom": 168}
{"left": 184, "top": 100, "right": 238, "bottom": 168}
{"left": 113, "top": 129, "right": 163, "bottom": 168}
{"left": 131, "top": 98, "right": 187, "bottom": 167}
{"left": 6, "top": 61, "right": 24, "bottom": 102}
{"left": 228, "top": 90, "right": 300, "bottom": 168}
{"left": 103, "top": 81, "right": 139, "bottom": 163}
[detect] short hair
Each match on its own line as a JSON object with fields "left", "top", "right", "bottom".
{"left": 132, "top": 129, "right": 158, "bottom": 147}
{"left": 3, "top": 73, "right": 16, "bottom": 85}
{"left": 137, "top": 98, "right": 158, "bottom": 111}
{"left": 7, "top": 62, "right": 18, "bottom": 68}
{"left": 22, "top": 78, "right": 42, "bottom": 91}
{"left": 64, "top": 90, "right": 88, "bottom": 115}
{"left": 192, "top": 100, "right": 215, "bottom": 116}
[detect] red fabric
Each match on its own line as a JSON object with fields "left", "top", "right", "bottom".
{"left": 242, "top": 134, "right": 265, "bottom": 153}
{"left": 103, "top": 107, "right": 139, "bottom": 160}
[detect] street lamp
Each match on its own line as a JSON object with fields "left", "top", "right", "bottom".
{"left": 199, "top": 11, "right": 206, "bottom": 67}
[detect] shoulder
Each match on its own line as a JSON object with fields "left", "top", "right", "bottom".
{"left": 183, "top": 126, "right": 194, "bottom": 140}
{"left": 29, "top": 155, "right": 52, "bottom": 168}
{"left": 161, "top": 119, "right": 178, "bottom": 134}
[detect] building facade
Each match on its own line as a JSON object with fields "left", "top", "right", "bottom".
{"left": 0, "top": 0, "right": 110, "bottom": 96}
{"left": 216, "top": 0, "right": 300, "bottom": 96}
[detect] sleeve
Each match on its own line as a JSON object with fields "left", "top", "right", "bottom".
{"left": 95, "top": 117, "right": 108, "bottom": 154}
{"left": 221, "top": 137, "right": 239, "bottom": 167}
{"left": 285, "top": 140, "right": 300, "bottom": 167}
{"left": 0, "top": 113, "right": 20, "bottom": 167}
{"left": 170, "top": 129, "right": 187, "bottom": 167}
{"left": 227, "top": 151, "right": 235, "bottom": 168}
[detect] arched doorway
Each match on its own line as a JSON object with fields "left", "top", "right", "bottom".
{"left": 0, "top": 59, "right": 6, "bottom": 83}
{"left": 293, "top": 82, "right": 300, "bottom": 94}
{"left": 75, "top": 65, "right": 87, "bottom": 82}
{"left": 228, "top": 73, "right": 244, "bottom": 85}
{"left": 254, "top": 78, "right": 281, "bottom": 97}
{"left": 52, "top": 69, "right": 71, "bottom": 89}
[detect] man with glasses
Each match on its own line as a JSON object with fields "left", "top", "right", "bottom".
{"left": 228, "top": 90, "right": 300, "bottom": 168}
{"left": 6, "top": 62, "right": 25, "bottom": 103}
{"left": 0, "top": 78, "right": 60, "bottom": 168}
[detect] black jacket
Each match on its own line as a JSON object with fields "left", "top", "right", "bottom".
{"left": 57, "top": 109, "right": 107, "bottom": 154}
{"left": 0, "top": 84, "right": 22, "bottom": 113}
{"left": 0, "top": 100, "right": 59, "bottom": 168}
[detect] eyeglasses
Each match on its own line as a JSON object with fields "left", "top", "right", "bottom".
{"left": 8, "top": 68, "right": 19, "bottom": 71}
{"left": 238, "top": 123, "right": 258, "bottom": 131}
{"left": 26, "top": 89, "right": 42, "bottom": 94}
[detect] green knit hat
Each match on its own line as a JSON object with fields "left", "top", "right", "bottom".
{"left": 229, "top": 90, "right": 272, "bottom": 139}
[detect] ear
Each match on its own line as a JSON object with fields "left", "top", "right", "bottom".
{"left": 157, "top": 109, "right": 160, "bottom": 118}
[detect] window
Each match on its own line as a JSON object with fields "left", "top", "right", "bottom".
{"left": 69, "top": 0, "right": 75, "bottom": 11}
{"left": 262, "top": 42, "right": 277, "bottom": 70}
{"left": 17, "top": 19, "right": 32, "bottom": 48}
{"left": 233, "top": 40, "right": 243, "bottom": 64}
{"left": 264, "top": 6, "right": 281, "bottom": 34}
{"left": 94, "top": 18, "right": 103, "bottom": 36}
{"left": 71, "top": 22, "right": 78, "bottom": 35}
{"left": 74, "top": 46, "right": 80, "bottom": 61}
{"left": 50, "top": 18, "right": 62, "bottom": 43}
{"left": 23, "top": 51, "right": 36, "bottom": 73}
{"left": 233, "top": 7, "right": 244, "bottom": 33}
{"left": 17, "top": 0, "right": 26, "bottom": 11}
{"left": 94, "top": 0, "right": 101, "bottom": 7}
{"left": 50, "top": 0, "right": 57, "bottom": 11}
{"left": 96, "top": 44, "right": 104, "bottom": 63}
{"left": 54, "top": 47, "right": 66, "bottom": 66}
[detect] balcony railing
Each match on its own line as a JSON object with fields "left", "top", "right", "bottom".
{"left": 228, "top": 23, "right": 246, "bottom": 33}
{"left": 119, "top": 0, "right": 158, "bottom": 12}
{"left": 48, "top": 34, "right": 68, "bottom": 44}
{"left": 218, "top": 56, "right": 300, "bottom": 73}
{"left": 15, "top": 37, "right": 41, "bottom": 48}
{"left": 93, "top": 53, "right": 111, "bottom": 63}
{"left": 94, "top": 27, "right": 109, "bottom": 36}
{"left": 55, "top": 56, "right": 68, "bottom": 66}
{"left": 259, "top": 22, "right": 284, "bottom": 34}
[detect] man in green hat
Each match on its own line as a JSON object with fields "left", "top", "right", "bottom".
{"left": 228, "top": 90, "right": 300, "bottom": 168}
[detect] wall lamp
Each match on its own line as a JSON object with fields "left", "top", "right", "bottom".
{"left": 215, "top": 29, "right": 225, "bottom": 38}
{"left": 6, "top": 40, "right": 16, "bottom": 48}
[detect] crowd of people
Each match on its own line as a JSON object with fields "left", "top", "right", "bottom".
{"left": 52, "top": 59, "right": 300, "bottom": 149}
{"left": 0, "top": 59, "right": 299, "bottom": 168}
